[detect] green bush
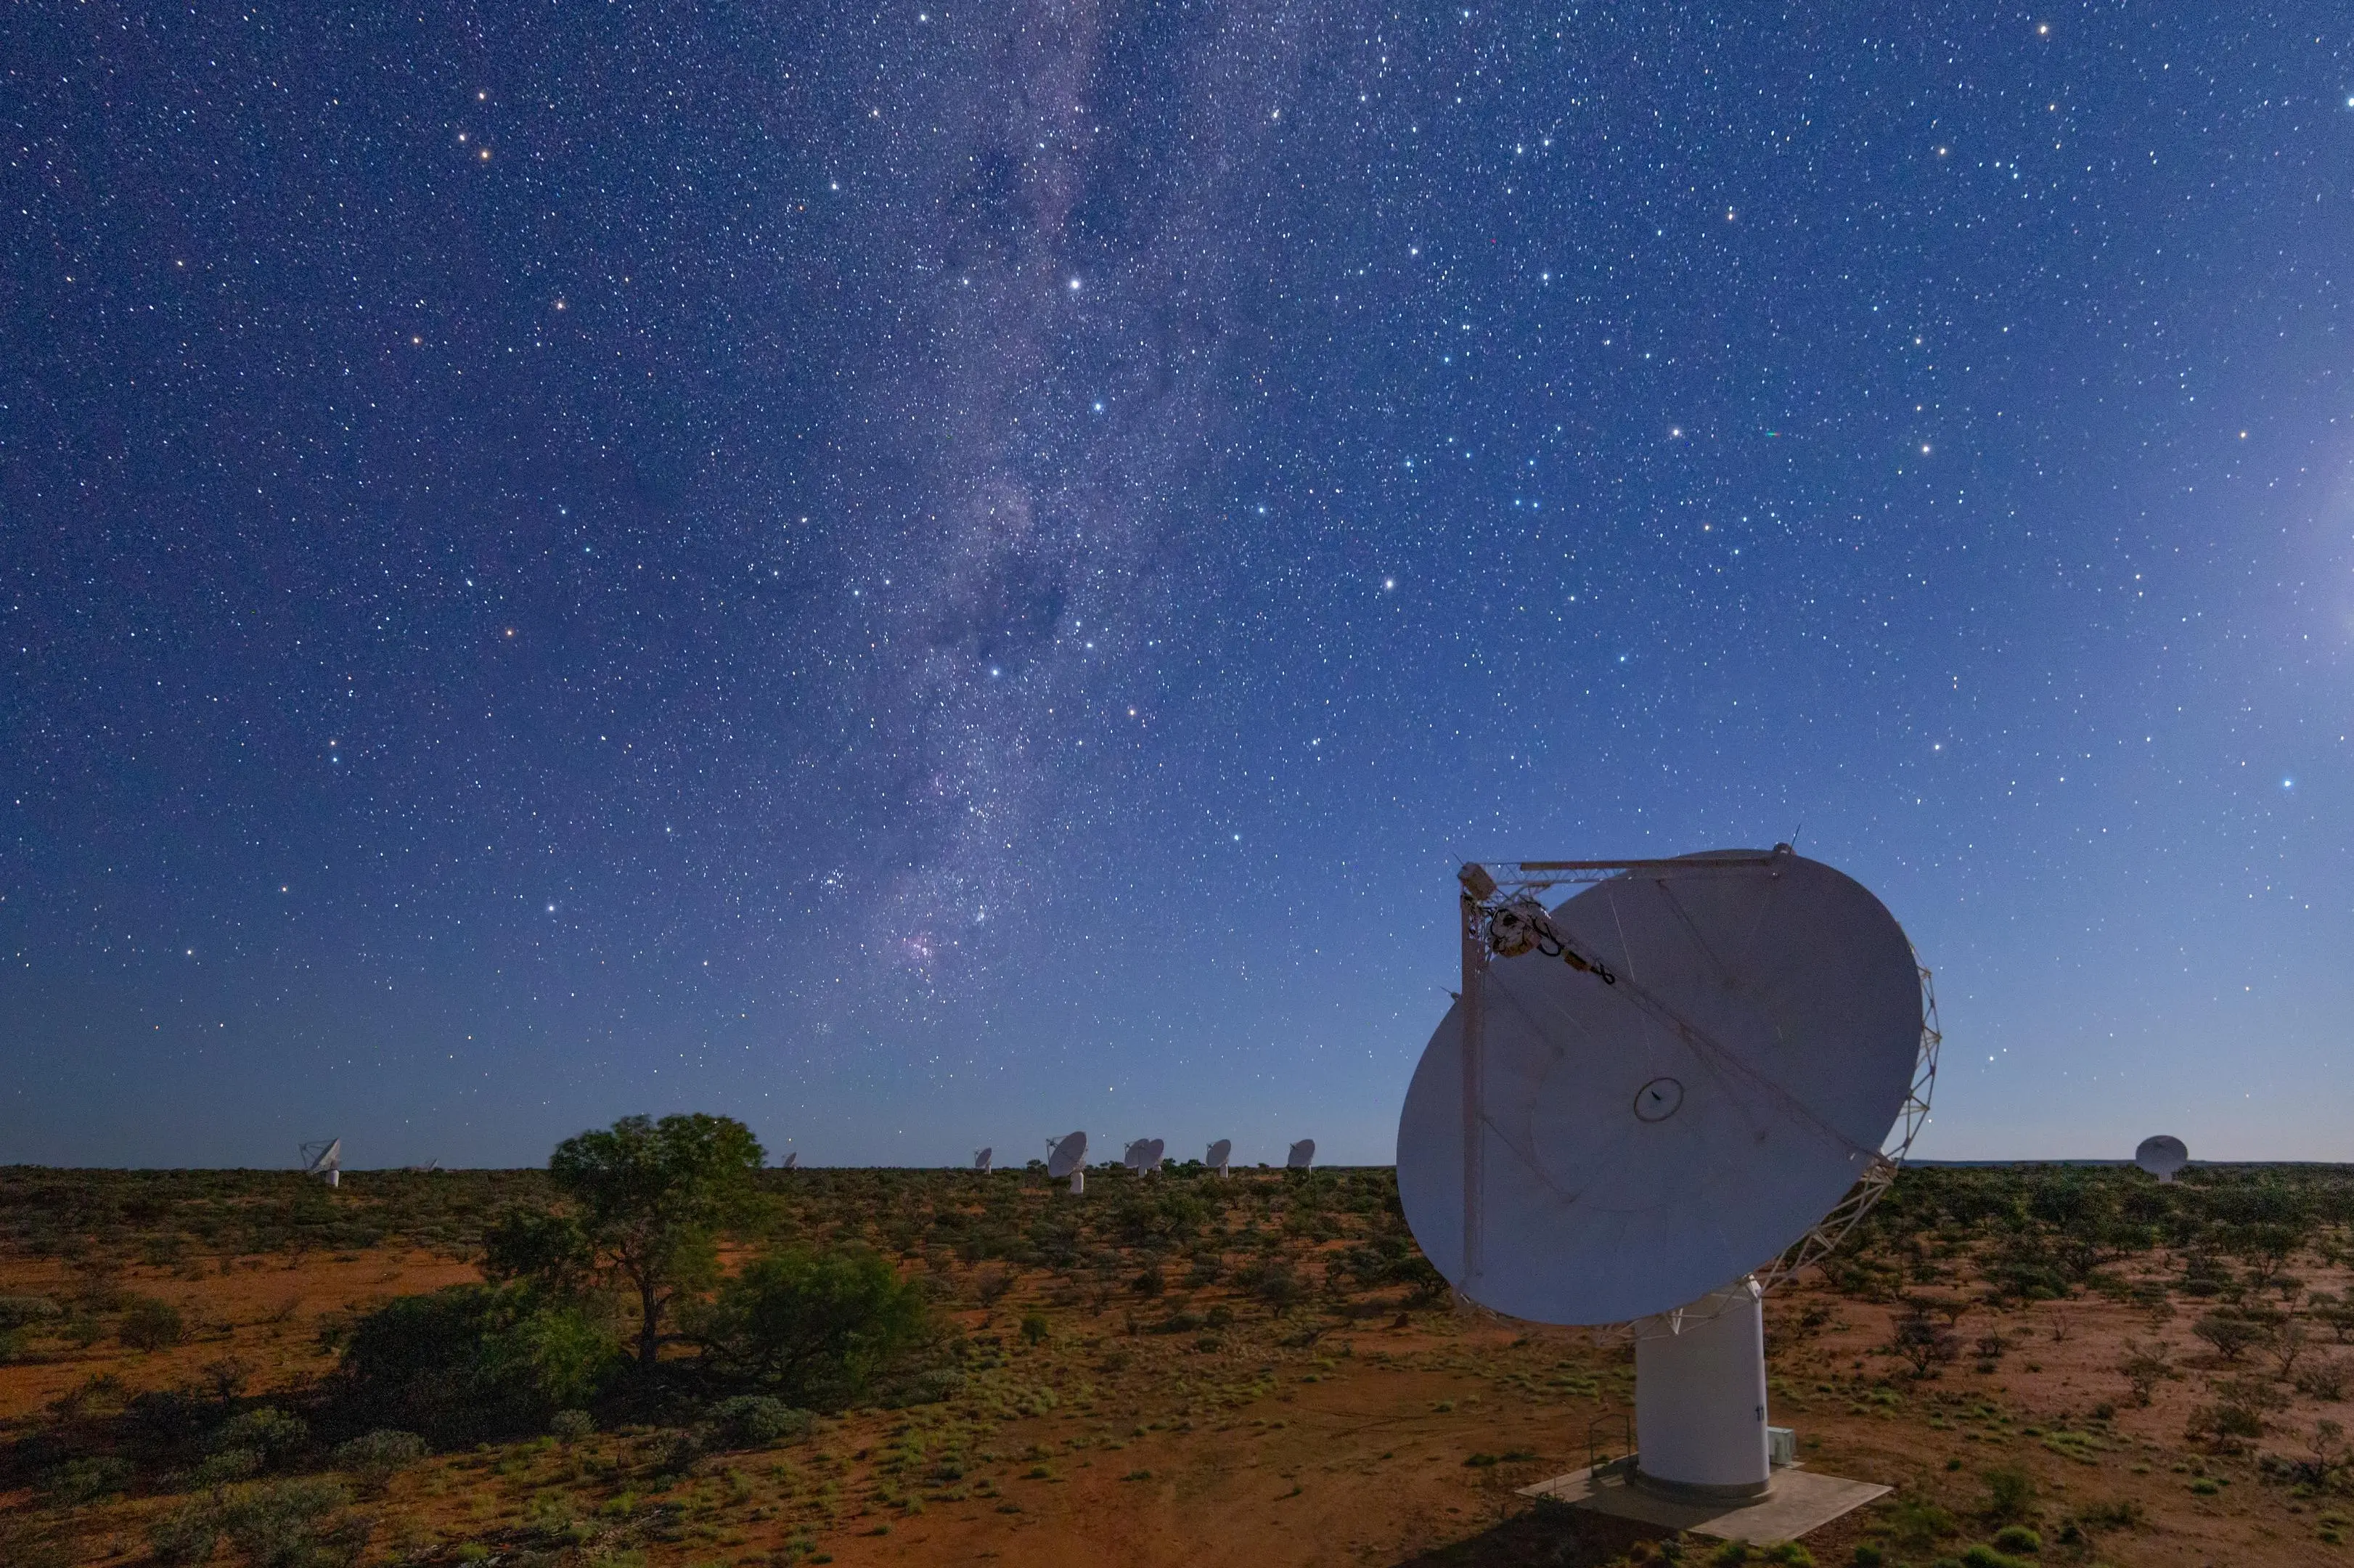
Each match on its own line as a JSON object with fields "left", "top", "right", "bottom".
{"left": 1851, "top": 1546, "right": 1885, "bottom": 1567}
{"left": 1883, "top": 1495, "right": 1960, "bottom": 1550}
{"left": 1991, "top": 1524, "right": 2041, "bottom": 1552}
{"left": 1960, "top": 1547, "right": 2032, "bottom": 1568}
{"left": 149, "top": 1500, "right": 224, "bottom": 1566}
{"left": 43, "top": 1455, "right": 135, "bottom": 1503}
{"left": 213, "top": 1407, "right": 310, "bottom": 1468}
{"left": 710, "top": 1395, "right": 812, "bottom": 1447}
{"left": 549, "top": 1408, "right": 595, "bottom": 1443}
{"left": 333, "top": 1283, "right": 619, "bottom": 1445}
{"left": 1019, "top": 1312, "right": 1049, "bottom": 1345}
{"left": 1981, "top": 1465, "right": 2036, "bottom": 1522}
{"left": 192, "top": 1447, "right": 263, "bottom": 1486}
{"left": 692, "top": 1246, "right": 932, "bottom": 1407}
{"left": 0, "top": 1295, "right": 62, "bottom": 1332}
{"left": 119, "top": 1295, "right": 186, "bottom": 1351}
{"left": 331, "top": 1429, "right": 426, "bottom": 1492}
{"left": 220, "top": 1477, "right": 370, "bottom": 1568}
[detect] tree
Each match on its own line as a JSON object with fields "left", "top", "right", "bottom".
{"left": 2308, "top": 1291, "right": 2354, "bottom": 1344}
{"left": 690, "top": 1246, "right": 931, "bottom": 1405}
{"left": 548, "top": 1113, "right": 766, "bottom": 1368}
{"left": 1887, "top": 1299, "right": 1962, "bottom": 1378}
{"left": 481, "top": 1206, "right": 592, "bottom": 1294}
{"left": 2191, "top": 1307, "right": 2268, "bottom": 1363}
{"left": 2266, "top": 1316, "right": 2312, "bottom": 1379}
{"left": 2116, "top": 1338, "right": 2173, "bottom": 1407}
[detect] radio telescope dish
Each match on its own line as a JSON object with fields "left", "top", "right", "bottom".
{"left": 1047, "top": 1130, "right": 1088, "bottom": 1192}
{"left": 2135, "top": 1135, "right": 2188, "bottom": 1183}
{"left": 1206, "top": 1138, "right": 1233, "bottom": 1176}
{"left": 974, "top": 1147, "right": 993, "bottom": 1172}
{"left": 1286, "top": 1138, "right": 1315, "bottom": 1169}
{"left": 1122, "top": 1138, "right": 1165, "bottom": 1175}
{"left": 1398, "top": 847, "right": 1937, "bottom": 1510}
{"left": 1399, "top": 847, "right": 1930, "bottom": 1326}
{"left": 299, "top": 1138, "right": 342, "bottom": 1188}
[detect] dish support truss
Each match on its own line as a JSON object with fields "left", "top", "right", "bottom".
{"left": 1455, "top": 854, "right": 1942, "bottom": 1342}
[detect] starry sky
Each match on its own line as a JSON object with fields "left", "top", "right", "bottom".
{"left": 5, "top": 1, "right": 2350, "bottom": 1170}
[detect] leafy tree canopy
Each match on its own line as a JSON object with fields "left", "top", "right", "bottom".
{"left": 546, "top": 1113, "right": 766, "bottom": 1366}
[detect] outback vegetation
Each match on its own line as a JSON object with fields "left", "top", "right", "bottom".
{"left": 0, "top": 1146, "right": 2347, "bottom": 1568}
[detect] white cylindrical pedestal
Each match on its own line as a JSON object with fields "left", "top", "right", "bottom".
{"left": 1068, "top": 1170, "right": 1084, "bottom": 1195}
{"left": 1633, "top": 1276, "right": 1770, "bottom": 1496}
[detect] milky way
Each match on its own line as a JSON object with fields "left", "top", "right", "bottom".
{"left": 792, "top": 1, "right": 1308, "bottom": 1003}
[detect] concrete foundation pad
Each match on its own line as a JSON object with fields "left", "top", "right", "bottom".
{"left": 1518, "top": 1463, "right": 1890, "bottom": 1543}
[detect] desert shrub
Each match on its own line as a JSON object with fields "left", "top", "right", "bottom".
{"left": 212, "top": 1407, "right": 311, "bottom": 1468}
{"left": 654, "top": 1426, "right": 707, "bottom": 1474}
{"left": 333, "top": 1283, "right": 619, "bottom": 1445}
{"left": 1850, "top": 1546, "right": 1884, "bottom": 1567}
{"left": 2197, "top": 1373, "right": 2289, "bottom": 1443}
{"left": 1254, "top": 1264, "right": 1307, "bottom": 1318}
{"left": 200, "top": 1355, "right": 255, "bottom": 1402}
{"left": 1019, "top": 1311, "right": 1049, "bottom": 1345}
{"left": 549, "top": 1408, "right": 595, "bottom": 1443}
{"left": 193, "top": 1447, "right": 263, "bottom": 1486}
{"left": 691, "top": 1246, "right": 931, "bottom": 1407}
{"left": 149, "top": 1500, "right": 224, "bottom": 1566}
{"left": 331, "top": 1429, "right": 426, "bottom": 1493}
{"left": 2187, "top": 1400, "right": 2265, "bottom": 1443}
{"left": 710, "top": 1395, "right": 811, "bottom": 1448}
{"left": 2192, "top": 1308, "right": 2268, "bottom": 1362}
{"left": 878, "top": 1367, "right": 965, "bottom": 1408}
{"left": 1107, "top": 1186, "right": 1210, "bottom": 1247}
{"left": 2073, "top": 1498, "right": 2143, "bottom": 1531}
{"left": 1880, "top": 1495, "right": 1958, "bottom": 1551}
{"left": 1959, "top": 1546, "right": 2031, "bottom": 1568}
{"left": 2297, "top": 1355, "right": 2350, "bottom": 1401}
{"left": 2116, "top": 1338, "right": 2172, "bottom": 1405}
{"left": 1981, "top": 1466, "right": 2035, "bottom": 1522}
{"left": 119, "top": 1295, "right": 187, "bottom": 1350}
{"left": 43, "top": 1455, "right": 135, "bottom": 1503}
{"left": 1889, "top": 1302, "right": 1961, "bottom": 1377}
{"left": 0, "top": 1295, "right": 62, "bottom": 1331}
{"left": 218, "top": 1477, "right": 371, "bottom": 1568}
{"left": 1991, "top": 1524, "right": 2041, "bottom": 1551}
{"left": 2311, "top": 1291, "right": 2354, "bottom": 1344}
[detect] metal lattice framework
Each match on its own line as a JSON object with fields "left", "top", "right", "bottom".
{"left": 1453, "top": 854, "right": 1940, "bottom": 1340}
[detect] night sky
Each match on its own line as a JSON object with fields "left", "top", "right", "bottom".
{"left": 5, "top": 3, "right": 2350, "bottom": 1169}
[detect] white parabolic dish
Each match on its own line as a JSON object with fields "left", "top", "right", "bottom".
{"left": 1206, "top": 1138, "right": 1233, "bottom": 1167}
{"left": 1397, "top": 849, "right": 1923, "bottom": 1326}
{"left": 2135, "top": 1135, "right": 2189, "bottom": 1180}
{"left": 1047, "top": 1131, "right": 1088, "bottom": 1179}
